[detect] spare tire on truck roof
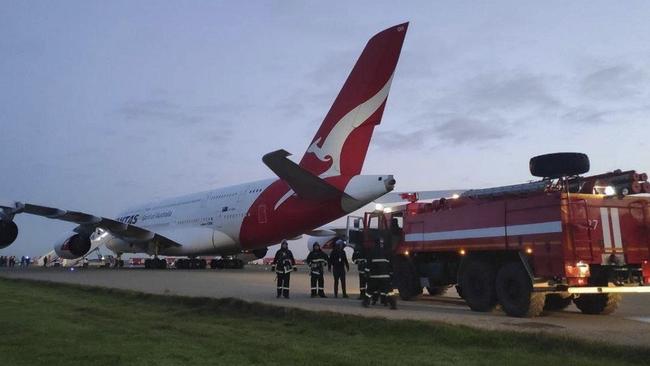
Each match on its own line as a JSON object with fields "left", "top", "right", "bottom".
{"left": 529, "top": 152, "right": 590, "bottom": 178}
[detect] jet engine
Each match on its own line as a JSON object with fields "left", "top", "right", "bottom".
{"left": 54, "top": 232, "right": 91, "bottom": 259}
{"left": 0, "top": 220, "right": 18, "bottom": 249}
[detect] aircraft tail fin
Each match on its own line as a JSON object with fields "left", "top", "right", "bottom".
{"left": 299, "top": 23, "right": 408, "bottom": 177}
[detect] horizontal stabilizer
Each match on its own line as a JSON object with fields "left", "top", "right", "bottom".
{"left": 263, "top": 149, "right": 352, "bottom": 201}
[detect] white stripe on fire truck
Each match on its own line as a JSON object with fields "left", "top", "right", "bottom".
{"left": 404, "top": 221, "right": 562, "bottom": 242}
{"left": 600, "top": 207, "right": 613, "bottom": 249}
{"left": 610, "top": 208, "right": 623, "bottom": 249}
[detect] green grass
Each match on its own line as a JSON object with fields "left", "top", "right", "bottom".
{"left": 0, "top": 278, "right": 648, "bottom": 366}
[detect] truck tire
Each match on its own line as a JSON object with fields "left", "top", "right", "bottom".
{"left": 495, "top": 262, "right": 545, "bottom": 317}
{"left": 426, "top": 286, "right": 448, "bottom": 296}
{"left": 458, "top": 257, "right": 497, "bottom": 312}
{"left": 392, "top": 255, "right": 422, "bottom": 300}
{"left": 529, "top": 152, "right": 590, "bottom": 178}
{"left": 573, "top": 293, "right": 621, "bottom": 315}
{"left": 544, "top": 293, "right": 573, "bottom": 311}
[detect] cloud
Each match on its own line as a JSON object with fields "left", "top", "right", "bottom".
{"left": 580, "top": 65, "right": 648, "bottom": 100}
{"left": 117, "top": 98, "right": 206, "bottom": 126}
{"left": 437, "top": 117, "right": 510, "bottom": 144}
{"left": 374, "top": 115, "right": 510, "bottom": 149}
{"left": 462, "top": 72, "right": 560, "bottom": 111}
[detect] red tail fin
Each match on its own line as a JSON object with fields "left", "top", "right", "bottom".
{"left": 299, "top": 23, "right": 408, "bottom": 177}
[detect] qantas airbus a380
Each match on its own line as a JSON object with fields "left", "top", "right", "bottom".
{"left": 0, "top": 23, "right": 408, "bottom": 267}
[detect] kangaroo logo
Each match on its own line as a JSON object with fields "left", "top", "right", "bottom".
{"left": 305, "top": 74, "right": 394, "bottom": 178}
{"left": 274, "top": 75, "right": 394, "bottom": 211}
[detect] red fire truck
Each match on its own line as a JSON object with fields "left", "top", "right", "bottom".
{"left": 347, "top": 153, "right": 650, "bottom": 317}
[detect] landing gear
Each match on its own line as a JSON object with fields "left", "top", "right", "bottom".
{"left": 210, "top": 257, "right": 244, "bottom": 269}
{"left": 144, "top": 257, "right": 167, "bottom": 269}
{"left": 176, "top": 258, "right": 207, "bottom": 270}
{"left": 114, "top": 254, "right": 124, "bottom": 268}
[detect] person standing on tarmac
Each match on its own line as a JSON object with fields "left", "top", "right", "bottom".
{"left": 328, "top": 239, "right": 349, "bottom": 298}
{"left": 271, "top": 240, "right": 296, "bottom": 299}
{"left": 306, "top": 242, "right": 329, "bottom": 298}
{"left": 352, "top": 245, "right": 368, "bottom": 299}
{"left": 363, "top": 238, "right": 397, "bottom": 309}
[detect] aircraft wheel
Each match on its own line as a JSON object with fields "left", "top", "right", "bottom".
{"left": 199, "top": 259, "right": 207, "bottom": 269}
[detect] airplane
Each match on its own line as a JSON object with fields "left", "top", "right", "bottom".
{"left": 0, "top": 22, "right": 409, "bottom": 269}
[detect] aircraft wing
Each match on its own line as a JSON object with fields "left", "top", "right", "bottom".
{"left": 0, "top": 201, "right": 181, "bottom": 247}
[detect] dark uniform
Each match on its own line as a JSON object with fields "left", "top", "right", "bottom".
{"left": 363, "top": 240, "right": 396, "bottom": 309}
{"left": 352, "top": 247, "right": 368, "bottom": 299}
{"left": 328, "top": 240, "right": 349, "bottom": 298}
{"left": 272, "top": 242, "right": 296, "bottom": 298}
{"left": 306, "top": 244, "right": 329, "bottom": 298}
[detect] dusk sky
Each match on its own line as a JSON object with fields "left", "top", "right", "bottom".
{"left": 2, "top": 1, "right": 649, "bottom": 257}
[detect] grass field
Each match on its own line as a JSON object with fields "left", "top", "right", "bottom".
{"left": 0, "top": 278, "right": 649, "bottom": 366}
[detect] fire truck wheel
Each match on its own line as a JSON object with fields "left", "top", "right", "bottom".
{"left": 573, "top": 293, "right": 621, "bottom": 315}
{"left": 496, "top": 262, "right": 545, "bottom": 317}
{"left": 392, "top": 256, "right": 422, "bottom": 300}
{"left": 458, "top": 257, "right": 497, "bottom": 312}
{"left": 543, "top": 293, "right": 573, "bottom": 311}
{"left": 426, "top": 286, "right": 448, "bottom": 296}
{"left": 529, "top": 152, "right": 590, "bottom": 178}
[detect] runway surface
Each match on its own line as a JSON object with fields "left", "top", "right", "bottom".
{"left": 2, "top": 266, "right": 649, "bottom": 347}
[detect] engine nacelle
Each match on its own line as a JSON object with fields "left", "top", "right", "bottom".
{"left": 54, "top": 232, "right": 91, "bottom": 259}
{"left": 0, "top": 220, "right": 18, "bottom": 249}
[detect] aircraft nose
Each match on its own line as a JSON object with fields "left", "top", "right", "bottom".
{"left": 384, "top": 175, "right": 396, "bottom": 191}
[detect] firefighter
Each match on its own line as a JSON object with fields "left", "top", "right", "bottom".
{"left": 363, "top": 237, "right": 396, "bottom": 309}
{"left": 328, "top": 239, "right": 349, "bottom": 298}
{"left": 306, "top": 242, "right": 329, "bottom": 298}
{"left": 271, "top": 240, "right": 296, "bottom": 299}
{"left": 352, "top": 245, "right": 368, "bottom": 300}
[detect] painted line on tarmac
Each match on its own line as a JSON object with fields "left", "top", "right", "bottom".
{"left": 625, "top": 317, "right": 650, "bottom": 324}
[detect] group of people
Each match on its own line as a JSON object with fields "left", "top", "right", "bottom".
{"left": 0, "top": 255, "right": 27, "bottom": 267}
{"left": 270, "top": 238, "right": 396, "bottom": 309}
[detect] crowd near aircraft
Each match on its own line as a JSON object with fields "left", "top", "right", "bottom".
{"left": 0, "top": 23, "right": 409, "bottom": 268}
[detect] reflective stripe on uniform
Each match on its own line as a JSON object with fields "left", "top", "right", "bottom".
{"left": 371, "top": 259, "right": 390, "bottom": 263}
{"left": 369, "top": 275, "right": 390, "bottom": 278}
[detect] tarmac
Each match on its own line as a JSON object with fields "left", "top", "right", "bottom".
{"left": 1, "top": 265, "right": 649, "bottom": 347}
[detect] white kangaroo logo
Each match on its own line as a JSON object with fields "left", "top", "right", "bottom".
{"left": 274, "top": 74, "right": 394, "bottom": 210}
{"left": 306, "top": 74, "right": 394, "bottom": 178}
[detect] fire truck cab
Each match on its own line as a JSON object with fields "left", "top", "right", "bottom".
{"left": 347, "top": 153, "right": 650, "bottom": 317}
